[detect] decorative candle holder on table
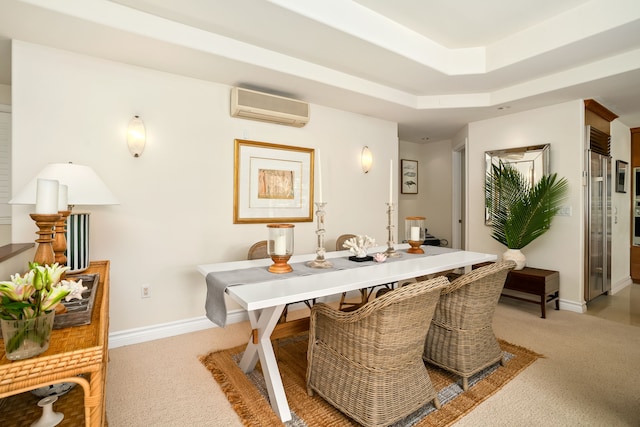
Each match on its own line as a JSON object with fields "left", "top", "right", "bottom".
{"left": 30, "top": 213, "right": 62, "bottom": 266}
{"left": 31, "top": 395, "right": 64, "bottom": 427}
{"left": 406, "top": 216, "right": 426, "bottom": 254}
{"left": 307, "top": 202, "right": 333, "bottom": 268}
{"left": 53, "top": 209, "right": 71, "bottom": 266}
{"left": 384, "top": 203, "right": 401, "bottom": 258}
{"left": 267, "top": 223, "right": 295, "bottom": 274}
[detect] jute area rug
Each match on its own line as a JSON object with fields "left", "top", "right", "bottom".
{"left": 200, "top": 335, "right": 541, "bottom": 427}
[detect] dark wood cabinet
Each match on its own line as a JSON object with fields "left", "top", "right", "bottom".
{"left": 502, "top": 267, "right": 559, "bottom": 318}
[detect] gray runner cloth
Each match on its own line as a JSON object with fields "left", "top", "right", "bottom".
{"left": 205, "top": 251, "right": 439, "bottom": 327}
{"left": 205, "top": 258, "right": 375, "bottom": 327}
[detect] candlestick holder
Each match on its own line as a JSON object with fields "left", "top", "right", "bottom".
{"left": 268, "top": 254, "right": 293, "bottom": 274}
{"left": 53, "top": 210, "right": 71, "bottom": 266}
{"left": 406, "top": 216, "right": 426, "bottom": 254}
{"left": 30, "top": 213, "right": 62, "bottom": 266}
{"left": 31, "top": 395, "right": 64, "bottom": 427}
{"left": 267, "top": 223, "right": 295, "bottom": 274}
{"left": 307, "top": 202, "right": 333, "bottom": 268}
{"left": 384, "top": 203, "right": 401, "bottom": 258}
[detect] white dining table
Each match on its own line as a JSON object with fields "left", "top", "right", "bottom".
{"left": 197, "top": 244, "right": 497, "bottom": 422}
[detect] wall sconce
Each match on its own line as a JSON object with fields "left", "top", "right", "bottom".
{"left": 361, "top": 146, "right": 373, "bottom": 173}
{"left": 127, "top": 115, "right": 146, "bottom": 157}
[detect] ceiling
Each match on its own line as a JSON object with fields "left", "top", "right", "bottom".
{"left": 1, "top": 0, "right": 640, "bottom": 143}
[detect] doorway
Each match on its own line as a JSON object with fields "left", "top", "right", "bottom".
{"left": 452, "top": 140, "right": 466, "bottom": 250}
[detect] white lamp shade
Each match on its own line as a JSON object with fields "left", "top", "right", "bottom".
{"left": 10, "top": 163, "right": 119, "bottom": 206}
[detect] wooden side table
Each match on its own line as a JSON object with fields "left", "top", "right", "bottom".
{"left": 502, "top": 267, "right": 559, "bottom": 318}
{"left": 0, "top": 260, "right": 110, "bottom": 426}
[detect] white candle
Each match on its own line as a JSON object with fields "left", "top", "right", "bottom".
{"left": 317, "top": 149, "right": 323, "bottom": 203}
{"left": 410, "top": 226, "right": 420, "bottom": 241}
{"left": 274, "top": 234, "right": 286, "bottom": 255}
{"left": 389, "top": 159, "right": 393, "bottom": 204}
{"left": 35, "top": 178, "right": 59, "bottom": 214}
{"left": 58, "top": 184, "right": 68, "bottom": 211}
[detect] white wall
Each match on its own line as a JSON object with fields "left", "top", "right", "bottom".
{"left": 452, "top": 126, "right": 469, "bottom": 250}
{"left": 0, "top": 84, "right": 10, "bottom": 105}
{"left": 11, "top": 41, "right": 399, "bottom": 333}
{"left": 466, "top": 100, "right": 631, "bottom": 309}
{"left": 0, "top": 246, "right": 34, "bottom": 279}
{"left": 0, "top": 95, "right": 10, "bottom": 245}
{"left": 611, "top": 120, "right": 632, "bottom": 292}
{"left": 398, "top": 141, "right": 421, "bottom": 240}
{"left": 399, "top": 139, "right": 453, "bottom": 245}
{"left": 0, "top": 106, "right": 10, "bottom": 245}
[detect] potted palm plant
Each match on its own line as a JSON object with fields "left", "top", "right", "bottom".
{"left": 487, "top": 162, "right": 569, "bottom": 269}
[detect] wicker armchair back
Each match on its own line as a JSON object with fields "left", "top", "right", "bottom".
{"left": 247, "top": 240, "right": 268, "bottom": 260}
{"left": 307, "top": 276, "right": 449, "bottom": 427}
{"left": 335, "top": 234, "right": 368, "bottom": 311}
{"left": 423, "top": 260, "right": 516, "bottom": 391}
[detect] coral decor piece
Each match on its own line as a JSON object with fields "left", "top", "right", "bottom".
{"left": 373, "top": 253, "right": 387, "bottom": 263}
{"left": 342, "top": 235, "right": 376, "bottom": 258}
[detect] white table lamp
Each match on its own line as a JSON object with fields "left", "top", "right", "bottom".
{"left": 10, "top": 163, "right": 119, "bottom": 271}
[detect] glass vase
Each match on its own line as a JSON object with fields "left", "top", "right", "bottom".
{"left": 0, "top": 310, "right": 55, "bottom": 360}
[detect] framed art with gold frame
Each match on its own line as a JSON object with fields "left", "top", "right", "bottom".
{"left": 234, "top": 139, "right": 314, "bottom": 223}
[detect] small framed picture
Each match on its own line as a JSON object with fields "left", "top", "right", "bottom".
{"left": 401, "top": 159, "right": 418, "bottom": 194}
{"left": 616, "top": 160, "right": 628, "bottom": 193}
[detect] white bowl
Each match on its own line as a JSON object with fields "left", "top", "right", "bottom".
{"left": 31, "top": 381, "right": 76, "bottom": 398}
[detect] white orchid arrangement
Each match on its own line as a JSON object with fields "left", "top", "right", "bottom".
{"left": 0, "top": 262, "right": 87, "bottom": 320}
{"left": 343, "top": 235, "right": 376, "bottom": 258}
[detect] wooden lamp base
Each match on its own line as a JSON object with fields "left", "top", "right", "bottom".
{"left": 53, "top": 210, "right": 71, "bottom": 265}
{"left": 30, "top": 213, "right": 62, "bottom": 266}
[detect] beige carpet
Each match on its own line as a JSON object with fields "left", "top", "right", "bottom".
{"left": 105, "top": 293, "right": 640, "bottom": 426}
{"left": 200, "top": 335, "right": 541, "bottom": 426}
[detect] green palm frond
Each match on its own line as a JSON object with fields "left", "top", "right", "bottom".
{"left": 488, "top": 162, "right": 568, "bottom": 249}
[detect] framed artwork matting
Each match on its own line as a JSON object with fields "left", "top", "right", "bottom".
{"left": 401, "top": 159, "right": 418, "bottom": 194}
{"left": 234, "top": 139, "right": 314, "bottom": 223}
{"left": 616, "top": 160, "right": 628, "bottom": 193}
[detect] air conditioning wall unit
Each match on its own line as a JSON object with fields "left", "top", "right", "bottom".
{"left": 230, "top": 87, "right": 309, "bottom": 127}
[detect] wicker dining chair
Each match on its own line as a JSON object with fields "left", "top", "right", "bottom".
{"left": 247, "top": 240, "right": 268, "bottom": 260}
{"left": 423, "top": 260, "right": 516, "bottom": 391}
{"left": 335, "top": 234, "right": 369, "bottom": 311}
{"left": 247, "top": 241, "right": 314, "bottom": 323}
{"left": 335, "top": 234, "right": 395, "bottom": 310}
{"left": 307, "top": 276, "right": 449, "bottom": 427}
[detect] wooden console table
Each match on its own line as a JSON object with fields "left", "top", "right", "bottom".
{"left": 502, "top": 267, "right": 559, "bottom": 318}
{"left": 0, "top": 260, "right": 110, "bottom": 426}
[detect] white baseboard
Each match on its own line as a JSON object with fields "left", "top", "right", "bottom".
{"left": 110, "top": 281, "right": 627, "bottom": 349}
{"left": 558, "top": 298, "right": 586, "bottom": 313}
{"left": 107, "top": 299, "right": 326, "bottom": 349}
{"left": 108, "top": 310, "right": 248, "bottom": 349}
{"left": 611, "top": 276, "right": 632, "bottom": 295}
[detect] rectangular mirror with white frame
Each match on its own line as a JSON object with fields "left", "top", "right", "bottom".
{"left": 485, "top": 144, "right": 550, "bottom": 225}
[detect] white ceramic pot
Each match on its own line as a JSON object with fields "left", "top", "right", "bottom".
{"left": 503, "top": 248, "right": 526, "bottom": 270}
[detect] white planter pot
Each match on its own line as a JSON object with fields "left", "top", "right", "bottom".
{"left": 502, "top": 249, "right": 526, "bottom": 270}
